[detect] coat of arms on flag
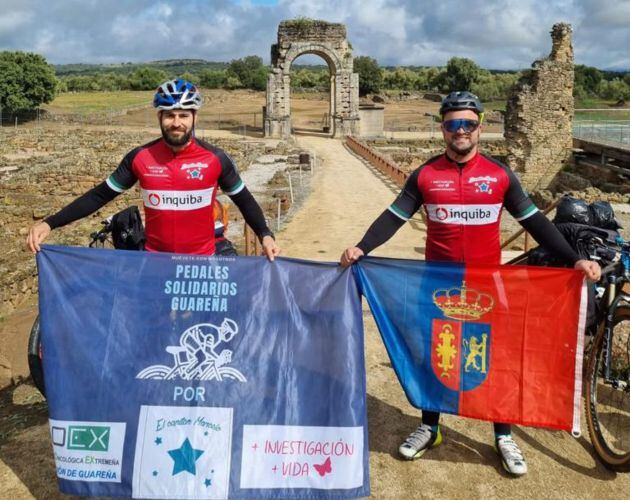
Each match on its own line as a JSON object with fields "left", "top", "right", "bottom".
{"left": 431, "top": 281, "right": 493, "bottom": 392}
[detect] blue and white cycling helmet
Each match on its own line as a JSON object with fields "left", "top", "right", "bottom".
{"left": 153, "top": 79, "right": 202, "bottom": 110}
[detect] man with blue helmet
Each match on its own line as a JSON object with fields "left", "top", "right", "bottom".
{"left": 27, "top": 79, "right": 280, "bottom": 259}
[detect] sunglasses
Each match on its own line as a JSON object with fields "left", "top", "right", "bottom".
{"left": 442, "top": 119, "right": 480, "bottom": 133}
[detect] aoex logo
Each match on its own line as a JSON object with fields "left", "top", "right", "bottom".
{"left": 148, "top": 193, "right": 161, "bottom": 206}
{"left": 51, "top": 425, "right": 111, "bottom": 452}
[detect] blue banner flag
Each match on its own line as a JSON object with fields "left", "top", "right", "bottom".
{"left": 37, "top": 245, "right": 369, "bottom": 499}
{"left": 354, "top": 257, "right": 585, "bottom": 432}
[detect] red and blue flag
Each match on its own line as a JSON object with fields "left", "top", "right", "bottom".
{"left": 354, "top": 257, "right": 587, "bottom": 433}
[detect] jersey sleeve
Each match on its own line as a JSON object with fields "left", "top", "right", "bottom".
{"left": 388, "top": 168, "right": 424, "bottom": 221}
{"left": 216, "top": 150, "right": 245, "bottom": 196}
{"left": 503, "top": 168, "right": 539, "bottom": 221}
{"left": 105, "top": 148, "right": 140, "bottom": 193}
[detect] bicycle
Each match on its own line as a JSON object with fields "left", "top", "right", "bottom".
{"left": 584, "top": 236, "right": 630, "bottom": 471}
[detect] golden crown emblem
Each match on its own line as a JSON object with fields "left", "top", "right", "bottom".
{"left": 432, "top": 281, "right": 494, "bottom": 321}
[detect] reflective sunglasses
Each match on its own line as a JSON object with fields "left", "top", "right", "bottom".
{"left": 442, "top": 119, "right": 480, "bottom": 133}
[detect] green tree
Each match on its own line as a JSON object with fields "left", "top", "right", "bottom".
{"left": 383, "top": 68, "right": 418, "bottom": 90}
{"left": 597, "top": 79, "right": 630, "bottom": 101}
{"left": 97, "top": 72, "right": 127, "bottom": 91}
{"left": 127, "top": 67, "right": 168, "bottom": 91}
{"left": 574, "top": 65, "right": 603, "bottom": 97}
{"left": 199, "top": 70, "right": 227, "bottom": 89}
{"left": 471, "top": 72, "right": 519, "bottom": 101}
{"left": 442, "top": 57, "right": 482, "bottom": 92}
{"left": 179, "top": 72, "right": 197, "bottom": 85}
{"left": 0, "top": 51, "right": 57, "bottom": 112}
{"left": 291, "top": 69, "right": 318, "bottom": 89}
{"left": 226, "top": 56, "right": 268, "bottom": 90}
{"left": 225, "top": 75, "right": 243, "bottom": 90}
{"left": 414, "top": 67, "right": 442, "bottom": 91}
{"left": 354, "top": 56, "right": 382, "bottom": 96}
{"left": 249, "top": 66, "right": 269, "bottom": 91}
{"left": 63, "top": 75, "right": 99, "bottom": 92}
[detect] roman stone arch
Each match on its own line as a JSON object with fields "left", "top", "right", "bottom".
{"left": 264, "top": 20, "right": 359, "bottom": 138}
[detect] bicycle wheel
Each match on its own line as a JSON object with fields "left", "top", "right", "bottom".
{"left": 585, "top": 305, "right": 630, "bottom": 470}
{"left": 27, "top": 315, "right": 46, "bottom": 398}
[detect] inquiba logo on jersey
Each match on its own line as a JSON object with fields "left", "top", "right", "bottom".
{"left": 426, "top": 204, "right": 501, "bottom": 225}
{"left": 431, "top": 281, "right": 493, "bottom": 392}
{"left": 141, "top": 188, "right": 213, "bottom": 211}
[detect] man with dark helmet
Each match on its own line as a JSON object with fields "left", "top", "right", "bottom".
{"left": 341, "top": 91, "right": 600, "bottom": 476}
{"left": 27, "top": 79, "right": 279, "bottom": 259}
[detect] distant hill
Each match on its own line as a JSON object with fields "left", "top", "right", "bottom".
{"left": 54, "top": 59, "right": 229, "bottom": 76}
{"left": 55, "top": 59, "right": 329, "bottom": 76}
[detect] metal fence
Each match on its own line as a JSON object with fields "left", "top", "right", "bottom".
{"left": 573, "top": 120, "right": 630, "bottom": 148}
{"left": 0, "top": 109, "right": 43, "bottom": 127}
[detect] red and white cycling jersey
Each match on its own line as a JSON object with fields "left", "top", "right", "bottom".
{"left": 106, "top": 138, "right": 244, "bottom": 255}
{"left": 389, "top": 153, "right": 538, "bottom": 265}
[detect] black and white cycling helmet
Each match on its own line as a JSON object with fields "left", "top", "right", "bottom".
{"left": 439, "top": 91, "right": 484, "bottom": 115}
{"left": 153, "top": 79, "right": 202, "bottom": 110}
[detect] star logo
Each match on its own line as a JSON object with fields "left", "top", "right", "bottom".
{"left": 188, "top": 169, "right": 203, "bottom": 180}
{"left": 181, "top": 162, "right": 208, "bottom": 180}
{"left": 154, "top": 437, "right": 162, "bottom": 445}
{"left": 168, "top": 438, "right": 204, "bottom": 476}
{"left": 476, "top": 182, "right": 492, "bottom": 194}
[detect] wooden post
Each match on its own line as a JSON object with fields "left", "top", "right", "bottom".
{"left": 287, "top": 172, "right": 294, "bottom": 203}
{"left": 277, "top": 198, "right": 281, "bottom": 231}
{"left": 244, "top": 224, "right": 262, "bottom": 256}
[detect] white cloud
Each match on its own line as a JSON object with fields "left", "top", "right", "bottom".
{"left": 0, "top": 0, "right": 627, "bottom": 70}
{"left": 0, "top": 10, "right": 34, "bottom": 33}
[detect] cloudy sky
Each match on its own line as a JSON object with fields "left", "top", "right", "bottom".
{"left": 1, "top": 0, "right": 628, "bottom": 70}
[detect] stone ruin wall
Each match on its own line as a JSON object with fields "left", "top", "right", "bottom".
{"left": 504, "top": 23, "right": 575, "bottom": 191}
{"left": 276, "top": 20, "right": 347, "bottom": 45}
{"left": 0, "top": 131, "right": 152, "bottom": 317}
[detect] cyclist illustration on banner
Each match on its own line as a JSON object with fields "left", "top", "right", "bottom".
{"left": 136, "top": 318, "right": 247, "bottom": 382}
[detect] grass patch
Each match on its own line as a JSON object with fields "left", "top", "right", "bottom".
{"left": 43, "top": 91, "right": 153, "bottom": 114}
{"left": 575, "top": 110, "right": 630, "bottom": 121}
{"left": 575, "top": 98, "right": 619, "bottom": 109}
{"left": 484, "top": 100, "right": 507, "bottom": 112}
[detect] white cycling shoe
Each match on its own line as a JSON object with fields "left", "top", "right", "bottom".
{"left": 495, "top": 435, "right": 528, "bottom": 476}
{"left": 398, "top": 424, "right": 442, "bottom": 460}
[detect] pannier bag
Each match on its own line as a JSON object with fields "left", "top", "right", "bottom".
{"left": 111, "top": 206, "right": 145, "bottom": 250}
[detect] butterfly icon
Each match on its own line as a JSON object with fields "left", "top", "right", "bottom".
{"left": 313, "top": 457, "right": 332, "bottom": 477}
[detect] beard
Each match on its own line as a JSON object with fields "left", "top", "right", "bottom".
{"left": 447, "top": 142, "right": 475, "bottom": 157}
{"left": 446, "top": 134, "right": 477, "bottom": 157}
{"left": 161, "top": 125, "right": 193, "bottom": 147}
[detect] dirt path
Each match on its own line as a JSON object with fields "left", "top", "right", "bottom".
{"left": 279, "top": 135, "right": 423, "bottom": 262}
{"left": 1, "top": 134, "right": 628, "bottom": 499}
{"left": 279, "top": 135, "right": 629, "bottom": 499}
